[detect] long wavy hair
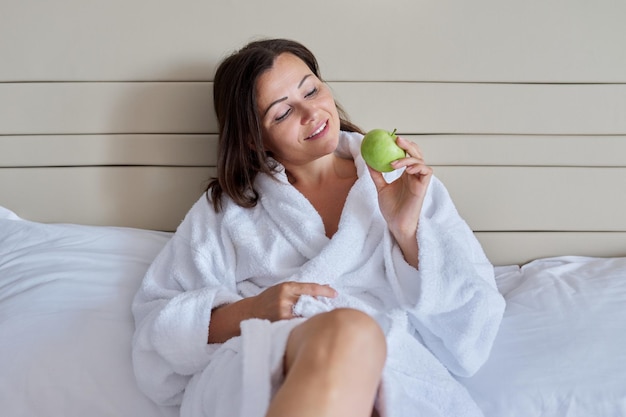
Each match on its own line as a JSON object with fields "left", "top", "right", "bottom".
{"left": 206, "top": 38, "right": 363, "bottom": 212}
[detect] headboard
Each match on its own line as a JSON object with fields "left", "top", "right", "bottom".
{"left": 1, "top": 0, "right": 625, "bottom": 265}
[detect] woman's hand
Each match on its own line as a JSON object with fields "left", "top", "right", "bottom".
{"left": 251, "top": 281, "right": 338, "bottom": 321}
{"left": 368, "top": 136, "right": 433, "bottom": 268}
{"left": 208, "top": 282, "right": 337, "bottom": 344}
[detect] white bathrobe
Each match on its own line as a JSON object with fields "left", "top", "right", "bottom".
{"left": 132, "top": 131, "right": 506, "bottom": 417}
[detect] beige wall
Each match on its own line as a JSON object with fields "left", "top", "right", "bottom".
{"left": 1, "top": 0, "right": 625, "bottom": 264}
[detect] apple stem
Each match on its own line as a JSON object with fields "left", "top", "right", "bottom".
{"left": 391, "top": 128, "right": 397, "bottom": 136}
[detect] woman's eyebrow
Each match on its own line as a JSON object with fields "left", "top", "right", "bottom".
{"left": 263, "top": 74, "right": 313, "bottom": 116}
{"left": 264, "top": 97, "right": 287, "bottom": 116}
{"left": 298, "top": 74, "right": 312, "bottom": 88}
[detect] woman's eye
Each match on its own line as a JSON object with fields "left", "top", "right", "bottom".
{"left": 305, "top": 87, "right": 318, "bottom": 98}
{"left": 275, "top": 109, "right": 291, "bottom": 122}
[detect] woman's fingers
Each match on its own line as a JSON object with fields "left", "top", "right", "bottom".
{"left": 256, "top": 281, "right": 337, "bottom": 320}
{"left": 396, "top": 135, "right": 423, "bottom": 159}
{"left": 390, "top": 138, "right": 426, "bottom": 167}
{"left": 397, "top": 161, "right": 433, "bottom": 178}
{"left": 367, "top": 165, "right": 388, "bottom": 192}
{"left": 286, "top": 282, "right": 337, "bottom": 318}
{"left": 294, "top": 282, "right": 338, "bottom": 298}
{"left": 389, "top": 136, "right": 433, "bottom": 181}
{"left": 277, "top": 281, "right": 337, "bottom": 298}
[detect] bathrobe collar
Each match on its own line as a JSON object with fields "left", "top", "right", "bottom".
{"left": 256, "top": 131, "right": 381, "bottom": 262}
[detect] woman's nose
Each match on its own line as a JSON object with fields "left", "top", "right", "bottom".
{"left": 300, "top": 103, "right": 317, "bottom": 123}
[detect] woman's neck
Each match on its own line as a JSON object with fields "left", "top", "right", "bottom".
{"left": 285, "top": 153, "right": 355, "bottom": 188}
{"left": 286, "top": 154, "right": 357, "bottom": 238}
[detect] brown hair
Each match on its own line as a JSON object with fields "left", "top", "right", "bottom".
{"left": 206, "top": 38, "right": 363, "bottom": 211}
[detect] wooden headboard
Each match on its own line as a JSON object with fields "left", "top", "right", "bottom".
{"left": 1, "top": 0, "right": 625, "bottom": 265}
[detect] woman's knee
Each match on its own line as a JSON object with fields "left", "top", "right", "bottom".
{"left": 288, "top": 308, "right": 387, "bottom": 366}
{"left": 323, "top": 308, "right": 386, "bottom": 349}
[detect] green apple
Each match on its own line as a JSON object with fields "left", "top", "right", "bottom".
{"left": 360, "top": 128, "right": 406, "bottom": 172}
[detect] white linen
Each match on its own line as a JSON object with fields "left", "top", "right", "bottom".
{"left": 1, "top": 201, "right": 624, "bottom": 417}
{"left": 459, "top": 256, "right": 626, "bottom": 417}
{"left": 131, "top": 131, "right": 506, "bottom": 417}
{"left": 0, "top": 210, "right": 173, "bottom": 417}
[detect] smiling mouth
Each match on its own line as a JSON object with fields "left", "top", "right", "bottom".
{"left": 306, "top": 121, "right": 328, "bottom": 139}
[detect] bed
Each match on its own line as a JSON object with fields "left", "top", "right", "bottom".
{"left": 1, "top": 206, "right": 625, "bottom": 417}
{"left": 1, "top": 0, "right": 625, "bottom": 416}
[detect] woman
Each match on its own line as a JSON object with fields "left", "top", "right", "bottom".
{"left": 132, "top": 38, "right": 505, "bottom": 417}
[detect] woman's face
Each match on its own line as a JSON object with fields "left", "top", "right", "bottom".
{"left": 255, "top": 53, "right": 340, "bottom": 168}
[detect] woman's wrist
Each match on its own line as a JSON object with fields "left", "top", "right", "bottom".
{"left": 392, "top": 229, "right": 419, "bottom": 269}
{"left": 208, "top": 296, "right": 256, "bottom": 344}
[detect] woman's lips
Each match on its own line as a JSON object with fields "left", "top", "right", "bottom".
{"left": 305, "top": 120, "right": 328, "bottom": 140}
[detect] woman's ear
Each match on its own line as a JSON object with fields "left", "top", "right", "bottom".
{"left": 253, "top": 133, "right": 271, "bottom": 154}
{"left": 247, "top": 133, "right": 260, "bottom": 151}
{"left": 249, "top": 137, "right": 272, "bottom": 162}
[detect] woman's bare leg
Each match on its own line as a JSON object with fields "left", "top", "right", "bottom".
{"left": 265, "top": 308, "right": 386, "bottom": 417}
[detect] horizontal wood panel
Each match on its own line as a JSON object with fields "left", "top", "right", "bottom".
{"left": 1, "top": 0, "right": 625, "bottom": 82}
{"left": 2, "top": 166, "right": 624, "bottom": 264}
{"left": 477, "top": 232, "right": 626, "bottom": 266}
{"left": 3, "top": 83, "right": 626, "bottom": 135}
{"left": 332, "top": 83, "right": 626, "bottom": 135}
{"left": 3, "top": 134, "right": 625, "bottom": 168}
{"left": 2, "top": 166, "right": 625, "bottom": 233}
{"left": 415, "top": 135, "right": 626, "bottom": 167}
{"left": 0, "top": 135, "right": 217, "bottom": 167}
{"left": 434, "top": 167, "right": 626, "bottom": 232}
{"left": 0, "top": 82, "right": 215, "bottom": 135}
{"left": 0, "top": 167, "right": 215, "bottom": 231}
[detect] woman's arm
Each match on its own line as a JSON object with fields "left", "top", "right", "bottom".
{"left": 208, "top": 282, "right": 338, "bottom": 344}
{"left": 131, "top": 235, "right": 238, "bottom": 406}
{"left": 385, "top": 176, "right": 505, "bottom": 377}
{"left": 368, "top": 136, "right": 433, "bottom": 269}
{"left": 131, "top": 199, "right": 241, "bottom": 406}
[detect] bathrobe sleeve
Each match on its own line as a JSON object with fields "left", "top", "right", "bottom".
{"left": 385, "top": 176, "right": 506, "bottom": 377}
{"left": 131, "top": 198, "right": 241, "bottom": 407}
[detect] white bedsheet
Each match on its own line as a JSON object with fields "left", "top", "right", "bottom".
{"left": 1, "top": 206, "right": 625, "bottom": 417}
{"left": 0, "top": 207, "right": 174, "bottom": 417}
{"left": 459, "top": 256, "right": 626, "bottom": 416}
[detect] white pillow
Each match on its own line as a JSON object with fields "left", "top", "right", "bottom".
{"left": 0, "top": 205, "right": 21, "bottom": 220}
{"left": 0, "top": 211, "right": 175, "bottom": 417}
{"left": 459, "top": 256, "right": 626, "bottom": 417}
{"left": 3, "top": 205, "right": 624, "bottom": 417}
